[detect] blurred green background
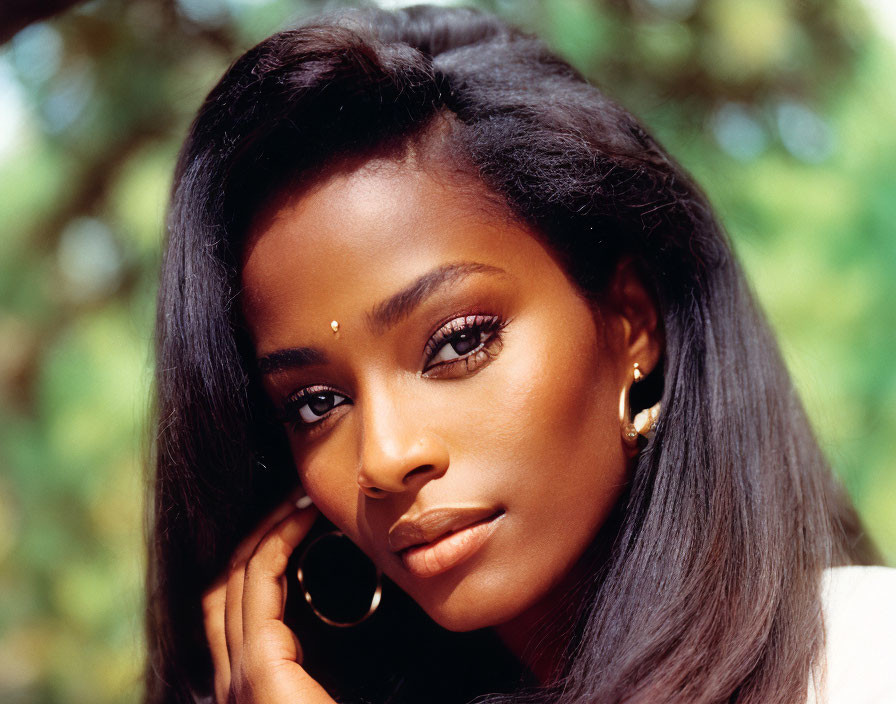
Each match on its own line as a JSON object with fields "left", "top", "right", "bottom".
{"left": 0, "top": 0, "right": 893, "bottom": 701}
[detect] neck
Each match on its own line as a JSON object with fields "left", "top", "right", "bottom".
{"left": 493, "top": 556, "right": 593, "bottom": 684}
{"left": 494, "top": 500, "right": 627, "bottom": 684}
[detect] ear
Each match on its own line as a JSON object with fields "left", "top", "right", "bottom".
{"left": 604, "top": 258, "right": 663, "bottom": 380}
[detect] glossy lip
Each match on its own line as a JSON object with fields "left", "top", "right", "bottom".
{"left": 389, "top": 506, "right": 505, "bottom": 578}
{"left": 388, "top": 505, "right": 503, "bottom": 553}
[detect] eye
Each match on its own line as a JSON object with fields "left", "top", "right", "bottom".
{"left": 429, "top": 327, "right": 488, "bottom": 364}
{"left": 423, "top": 314, "right": 506, "bottom": 375}
{"left": 282, "top": 386, "right": 350, "bottom": 428}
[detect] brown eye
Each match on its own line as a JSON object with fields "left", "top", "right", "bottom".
{"left": 429, "top": 328, "right": 488, "bottom": 364}
{"left": 450, "top": 328, "right": 483, "bottom": 355}
{"left": 286, "top": 389, "right": 349, "bottom": 425}
{"left": 422, "top": 314, "right": 506, "bottom": 375}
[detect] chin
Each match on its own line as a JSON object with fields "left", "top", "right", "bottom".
{"left": 423, "top": 604, "right": 512, "bottom": 633}
{"left": 406, "top": 575, "right": 535, "bottom": 633}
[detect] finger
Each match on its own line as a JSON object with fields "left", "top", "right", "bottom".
{"left": 224, "top": 492, "right": 310, "bottom": 675}
{"left": 278, "top": 572, "right": 303, "bottom": 666}
{"left": 224, "top": 557, "right": 247, "bottom": 681}
{"left": 236, "top": 491, "right": 312, "bottom": 566}
{"left": 242, "top": 507, "right": 319, "bottom": 647}
{"left": 291, "top": 629, "right": 305, "bottom": 667}
{"left": 201, "top": 574, "right": 231, "bottom": 704}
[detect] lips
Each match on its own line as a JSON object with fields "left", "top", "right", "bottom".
{"left": 389, "top": 506, "right": 505, "bottom": 578}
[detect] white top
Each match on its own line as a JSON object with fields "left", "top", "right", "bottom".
{"left": 806, "top": 566, "right": 896, "bottom": 703}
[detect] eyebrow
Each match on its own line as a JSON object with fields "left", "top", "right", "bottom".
{"left": 256, "top": 261, "right": 506, "bottom": 375}
{"left": 257, "top": 346, "right": 328, "bottom": 376}
{"left": 366, "top": 261, "right": 505, "bottom": 335}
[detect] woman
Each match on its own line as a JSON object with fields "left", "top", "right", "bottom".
{"left": 146, "top": 6, "right": 892, "bottom": 704}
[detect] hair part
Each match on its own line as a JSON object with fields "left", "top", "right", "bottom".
{"left": 147, "top": 6, "right": 877, "bottom": 704}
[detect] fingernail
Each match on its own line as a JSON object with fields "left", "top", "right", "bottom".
{"left": 295, "top": 495, "right": 313, "bottom": 510}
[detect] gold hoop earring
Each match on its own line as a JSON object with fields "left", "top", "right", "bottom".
{"left": 297, "top": 531, "right": 382, "bottom": 628}
{"left": 619, "top": 386, "right": 639, "bottom": 449}
{"left": 619, "top": 362, "right": 661, "bottom": 448}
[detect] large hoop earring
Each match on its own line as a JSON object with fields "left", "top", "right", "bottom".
{"left": 619, "top": 384, "right": 640, "bottom": 450}
{"left": 620, "top": 363, "right": 661, "bottom": 449}
{"left": 296, "top": 531, "right": 382, "bottom": 628}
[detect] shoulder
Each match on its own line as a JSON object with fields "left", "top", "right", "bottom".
{"left": 807, "top": 565, "right": 896, "bottom": 704}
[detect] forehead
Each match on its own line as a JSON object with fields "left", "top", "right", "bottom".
{"left": 239, "top": 161, "right": 561, "bottom": 350}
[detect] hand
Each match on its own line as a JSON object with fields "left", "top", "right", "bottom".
{"left": 202, "top": 496, "right": 337, "bottom": 704}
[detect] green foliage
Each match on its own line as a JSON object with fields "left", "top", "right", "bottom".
{"left": 0, "top": 1, "right": 893, "bottom": 701}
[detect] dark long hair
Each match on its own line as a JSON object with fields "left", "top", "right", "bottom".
{"left": 146, "top": 6, "right": 877, "bottom": 704}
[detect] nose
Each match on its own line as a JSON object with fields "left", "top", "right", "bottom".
{"left": 355, "top": 392, "right": 449, "bottom": 498}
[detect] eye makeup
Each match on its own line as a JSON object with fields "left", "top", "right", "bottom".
{"left": 421, "top": 313, "right": 506, "bottom": 378}
{"left": 277, "top": 312, "right": 509, "bottom": 432}
{"left": 279, "top": 384, "right": 350, "bottom": 434}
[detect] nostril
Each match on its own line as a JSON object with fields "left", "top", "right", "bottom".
{"left": 402, "top": 464, "right": 437, "bottom": 485}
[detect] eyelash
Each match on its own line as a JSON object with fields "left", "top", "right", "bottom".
{"left": 422, "top": 313, "right": 505, "bottom": 376}
{"left": 279, "top": 313, "right": 507, "bottom": 432}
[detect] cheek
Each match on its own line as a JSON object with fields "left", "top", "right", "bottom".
{"left": 472, "top": 308, "right": 618, "bottom": 486}
{"left": 290, "top": 439, "right": 363, "bottom": 538}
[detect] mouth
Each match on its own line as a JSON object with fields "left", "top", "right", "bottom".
{"left": 389, "top": 506, "right": 505, "bottom": 579}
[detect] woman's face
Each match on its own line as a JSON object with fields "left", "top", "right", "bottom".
{"left": 241, "top": 158, "right": 650, "bottom": 632}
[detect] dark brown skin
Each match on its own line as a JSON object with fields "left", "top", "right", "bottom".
{"left": 201, "top": 157, "right": 662, "bottom": 703}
